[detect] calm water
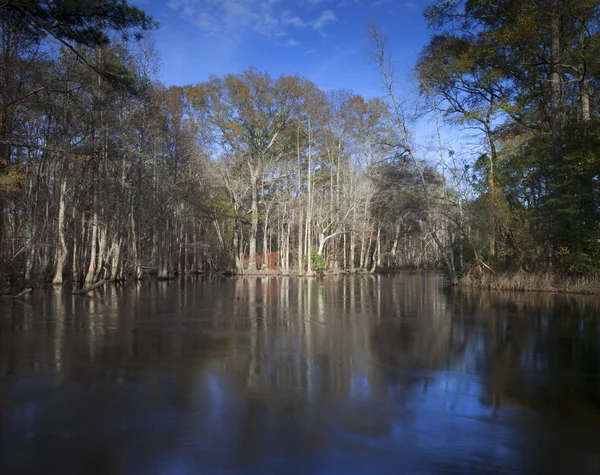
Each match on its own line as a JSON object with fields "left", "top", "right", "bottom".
{"left": 1, "top": 273, "right": 600, "bottom": 474}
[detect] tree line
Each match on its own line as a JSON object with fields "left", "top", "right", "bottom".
{"left": 1, "top": 0, "right": 598, "bottom": 288}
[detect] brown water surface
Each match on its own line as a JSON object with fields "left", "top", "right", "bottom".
{"left": 1, "top": 273, "right": 600, "bottom": 474}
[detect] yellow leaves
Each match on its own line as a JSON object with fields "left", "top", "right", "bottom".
{"left": 0, "top": 166, "right": 23, "bottom": 196}
{"left": 185, "top": 83, "right": 211, "bottom": 109}
{"left": 556, "top": 246, "right": 570, "bottom": 256}
{"left": 277, "top": 74, "right": 303, "bottom": 98}
{"left": 222, "top": 121, "right": 244, "bottom": 141}
{"left": 163, "top": 86, "right": 185, "bottom": 119}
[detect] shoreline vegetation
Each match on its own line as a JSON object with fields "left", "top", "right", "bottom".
{"left": 4, "top": 268, "right": 600, "bottom": 298}
{"left": 458, "top": 271, "right": 600, "bottom": 296}
{"left": 230, "top": 268, "right": 600, "bottom": 297}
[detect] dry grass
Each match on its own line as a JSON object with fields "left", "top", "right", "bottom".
{"left": 459, "top": 271, "right": 600, "bottom": 295}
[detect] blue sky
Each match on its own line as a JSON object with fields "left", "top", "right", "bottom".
{"left": 130, "top": 0, "right": 434, "bottom": 100}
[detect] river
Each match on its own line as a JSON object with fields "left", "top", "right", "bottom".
{"left": 1, "top": 273, "right": 599, "bottom": 474}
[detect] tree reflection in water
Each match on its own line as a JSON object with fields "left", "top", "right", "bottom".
{"left": 0, "top": 274, "right": 599, "bottom": 474}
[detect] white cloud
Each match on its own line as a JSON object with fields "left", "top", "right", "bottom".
{"left": 281, "top": 10, "right": 307, "bottom": 27}
{"left": 168, "top": 0, "right": 284, "bottom": 38}
{"left": 168, "top": 0, "right": 338, "bottom": 41}
{"left": 311, "top": 9, "right": 337, "bottom": 31}
{"left": 283, "top": 39, "right": 301, "bottom": 47}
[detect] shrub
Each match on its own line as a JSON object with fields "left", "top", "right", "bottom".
{"left": 303, "top": 246, "right": 326, "bottom": 271}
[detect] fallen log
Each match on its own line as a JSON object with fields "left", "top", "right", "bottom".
{"left": 73, "top": 279, "right": 107, "bottom": 295}
{"left": 11, "top": 288, "right": 33, "bottom": 299}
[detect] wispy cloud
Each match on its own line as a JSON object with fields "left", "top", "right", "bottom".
{"left": 168, "top": 0, "right": 338, "bottom": 40}
{"left": 312, "top": 9, "right": 337, "bottom": 31}
{"left": 282, "top": 10, "right": 307, "bottom": 27}
{"left": 282, "top": 39, "right": 301, "bottom": 47}
{"left": 168, "top": 0, "right": 283, "bottom": 38}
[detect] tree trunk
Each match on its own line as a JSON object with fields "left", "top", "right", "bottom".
{"left": 84, "top": 210, "right": 98, "bottom": 284}
{"left": 580, "top": 73, "right": 590, "bottom": 121}
{"left": 232, "top": 220, "right": 243, "bottom": 273}
{"left": 285, "top": 218, "right": 291, "bottom": 272}
{"left": 52, "top": 178, "right": 68, "bottom": 285}
{"left": 109, "top": 238, "right": 122, "bottom": 281}
{"left": 297, "top": 208, "right": 303, "bottom": 274}
{"left": 305, "top": 212, "right": 311, "bottom": 274}
{"left": 95, "top": 222, "right": 107, "bottom": 281}
{"left": 158, "top": 217, "right": 171, "bottom": 279}
{"left": 72, "top": 207, "right": 82, "bottom": 282}
{"left": 550, "top": 0, "right": 563, "bottom": 176}
{"left": 318, "top": 231, "right": 326, "bottom": 256}
{"left": 262, "top": 206, "right": 269, "bottom": 269}
{"left": 350, "top": 232, "right": 355, "bottom": 271}
{"left": 248, "top": 167, "right": 259, "bottom": 272}
{"left": 376, "top": 226, "right": 381, "bottom": 268}
{"left": 359, "top": 228, "right": 366, "bottom": 269}
{"left": 578, "top": 28, "right": 590, "bottom": 122}
{"left": 237, "top": 227, "right": 244, "bottom": 272}
{"left": 391, "top": 224, "right": 400, "bottom": 266}
{"left": 306, "top": 122, "right": 312, "bottom": 275}
{"left": 370, "top": 227, "right": 380, "bottom": 273}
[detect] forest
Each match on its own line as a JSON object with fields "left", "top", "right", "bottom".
{"left": 1, "top": 0, "right": 599, "bottom": 290}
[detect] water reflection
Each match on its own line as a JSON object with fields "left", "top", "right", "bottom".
{"left": 1, "top": 274, "right": 600, "bottom": 474}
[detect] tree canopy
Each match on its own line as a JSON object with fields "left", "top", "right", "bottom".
{"left": 418, "top": 0, "right": 600, "bottom": 274}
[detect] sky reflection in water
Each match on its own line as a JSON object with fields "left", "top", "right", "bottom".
{"left": 1, "top": 273, "right": 600, "bottom": 474}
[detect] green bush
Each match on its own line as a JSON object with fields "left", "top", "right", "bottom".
{"left": 557, "top": 251, "right": 600, "bottom": 275}
{"left": 303, "top": 246, "right": 326, "bottom": 271}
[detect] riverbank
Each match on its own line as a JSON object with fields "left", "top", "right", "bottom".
{"left": 7, "top": 268, "right": 599, "bottom": 297}
{"left": 0, "top": 267, "right": 375, "bottom": 294}
{"left": 229, "top": 268, "right": 376, "bottom": 277}
{"left": 459, "top": 271, "right": 600, "bottom": 295}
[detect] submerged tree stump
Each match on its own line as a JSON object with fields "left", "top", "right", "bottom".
{"left": 73, "top": 279, "right": 107, "bottom": 295}
{"left": 11, "top": 288, "right": 33, "bottom": 299}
